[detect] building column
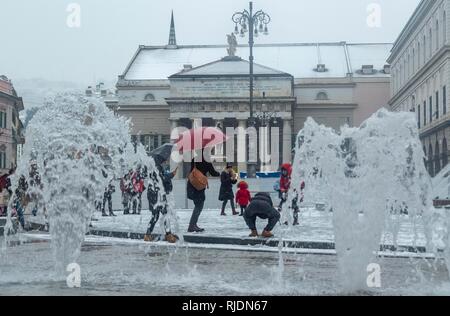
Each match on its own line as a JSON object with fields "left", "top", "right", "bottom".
{"left": 282, "top": 119, "right": 293, "bottom": 164}
{"left": 215, "top": 120, "right": 224, "bottom": 157}
{"left": 237, "top": 119, "right": 247, "bottom": 174}
{"left": 169, "top": 119, "right": 183, "bottom": 179}
{"left": 192, "top": 118, "right": 202, "bottom": 129}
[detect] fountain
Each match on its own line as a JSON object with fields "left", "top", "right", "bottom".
{"left": 290, "top": 109, "right": 436, "bottom": 292}
{"left": 3, "top": 93, "right": 171, "bottom": 273}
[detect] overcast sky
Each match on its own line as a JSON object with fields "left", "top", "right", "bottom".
{"left": 0, "top": 0, "right": 421, "bottom": 85}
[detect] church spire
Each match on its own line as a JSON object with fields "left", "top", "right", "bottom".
{"left": 167, "top": 10, "right": 177, "bottom": 47}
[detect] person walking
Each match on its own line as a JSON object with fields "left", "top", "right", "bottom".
{"left": 131, "top": 168, "right": 145, "bottom": 215}
{"left": 244, "top": 192, "right": 280, "bottom": 238}
{"left": 187, "top": 151, "right": 220, "bottom": 233}
{"left": 102, "top": 180, "right": 116, "bottom": 217}
{"left": 144, "top": 164, "right": 178, "bottom": 243}
{"left": 235, "top": 181, "right": 251, "bottom": 216}
{"left": 278, "top": 163, "right": 292, "bottom": 211}
{"left": 219, "top": 164, "right": 238, "bottom": 216}
{"left": 120, "top": 170, "right": 133, "bottom": 215}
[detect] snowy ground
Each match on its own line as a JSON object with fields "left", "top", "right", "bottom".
{"left": 88, "top": 207, "right": 429, "bottom": 248}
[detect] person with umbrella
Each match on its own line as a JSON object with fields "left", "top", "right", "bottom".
{"left": 176, "top": 127, "right": 226, "bottom": 233}
{"left": 144, "top": 144, "right": 178, "bottom": 243}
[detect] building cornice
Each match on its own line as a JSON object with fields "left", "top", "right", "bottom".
{"left": 165, "top": 97, "right": 296, "bottom": 104}
{"left": 389, "top": 0, "right": 436, "bottom": 63}
{"left": 420, "top": 118, "right": 450, "bottom": 139}
{"left": 389, "top": 46, "right": 450, "bottom": 105}
{"left": 296, "top": 103, "right": 358, "bottom": 109}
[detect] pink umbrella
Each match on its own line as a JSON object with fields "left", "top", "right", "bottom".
{"left": 175, "top": 127, "right": 229, "bottom": 153}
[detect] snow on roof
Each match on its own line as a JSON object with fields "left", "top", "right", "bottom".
{"left": 123, "top": 43, "right": 392, "bottom": 81}
{"left": 170, "top": 57, "right": 290, "bottom": 77}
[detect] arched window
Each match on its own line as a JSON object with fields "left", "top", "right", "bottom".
{"left": 435, "top": 141, "right": 441, "bottom": 174}
{"left": 443, "top": 138, "right": 449, "bottom": 168}
{"left": 143, "top": 93, "right": 155, "bottom": 101}
{"left": 429, "top": 143, "right": 434, "bottom": 176}
{"left": 316, "top": 91, "right": 329, "bottom": 101}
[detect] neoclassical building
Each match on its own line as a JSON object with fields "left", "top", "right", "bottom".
{"left": 388, "top": 0, "right": 449, "bottom": 176}
{"left": 0, "top": 76, "right": 25, "bottom": 174}
{"left": 115, "top": 14, "right": 392, "bottom": 175}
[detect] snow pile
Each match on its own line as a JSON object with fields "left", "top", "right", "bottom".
{"left": 291, "top": 109, "right": 434, "bottom": 292}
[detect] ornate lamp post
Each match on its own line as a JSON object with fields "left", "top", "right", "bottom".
{"left": 232, "top": 1, "right": 271, "bottom": 178}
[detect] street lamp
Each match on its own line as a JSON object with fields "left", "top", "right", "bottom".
{"left": 232, "top": 1, "right": 271, "bottom": 178}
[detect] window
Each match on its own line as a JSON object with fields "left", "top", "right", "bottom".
{"left": 436, "top": 91, "right": 440, "bottom": 119}
{"left": 429, "top": 143, "right": 434, "bottom": 176}
{"left": 316, "top": 91, "right": 329, "bottom": 101}
{"left": 424, "top": 101, "right": 427, "bottom": 126}
{"left": 436, "top": 20, "right": 440, "bottom": 49}
{"left": 412, "top": 48, "right": 416, "bottom": 73}
{"left": 444, "top": 86, "right": 447, "bottom": 115}
{"left": 435, "top": 141, "right": 441, "bottom": 174}
{"left": 430, "top": 96, "right": 433, "bottom": 123}
{"left": 444, "top": 12, "right": 447, "bottom": 45}
{"left": 423, "top": 36, "right": 427, "bottom": 63}
{"left": 143, "top": 93, "right": 155, "bottom": 101}
{"left": 443, "top": 138, "right": 448, "bottom": 167}
{"left": 429, "top": 28, "right": 433, "bottom": 56}
{"left": 418, "top": 42, "right": 421, "bottom": 67}
{"left": 418, "top": 104, "right": 421, "bottom": 129}
{"left": 0, "top": 111, "right": 6, "bottom": 129}
{"left": 0, "top": 151, "right": 5, "bottom": 169}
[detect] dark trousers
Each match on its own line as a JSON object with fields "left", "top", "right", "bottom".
{"left": 102, "top": 193, "right": 113, "bottom": 214}
{"left": 189, "top": 200, "right": 205, "bottom": 227}
{"left": 240, "top": 205, "right": 246, "bottom": 215}
{"left": 221, "top": 199, "right": 236, "bottom": 214}
{"left": 132, "top": 192, "right": 142, "bottom": 214}
{"left": 122, "top": 192, "right": 131, "bottom": 214}
{"left": 244, "top": 210, "right": 280, "bottom": 232}
{"left": 146, "top": 203, "right": 169, "bottom": 235}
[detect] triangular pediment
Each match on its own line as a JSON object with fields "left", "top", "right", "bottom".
{"left": 169, "top": 56, "right": 292, "bottom": 78}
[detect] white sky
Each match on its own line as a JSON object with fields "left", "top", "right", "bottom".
{"left": 0, "top": 0, "right": 421, "bottom": 85}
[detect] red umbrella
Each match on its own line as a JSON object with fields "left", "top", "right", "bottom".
{"left": 175, "top": 127, "right": 229, "bottom": 153}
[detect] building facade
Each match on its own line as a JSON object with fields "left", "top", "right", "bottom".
{"left": 116, "top": 15, "right": 392, "bottom": 175}
{"left": 0, "top": 76, "right": 25, "bottom": 175}
{"left": 388, "top": 0, "right": 450, "bottom": 177}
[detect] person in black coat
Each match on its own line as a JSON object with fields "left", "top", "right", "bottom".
{"left": 144, "top": 161, "right": 178, "bottom": 244}
{"left": 187, "top": 151, "right": 220, "bottom": 233}
{"left": 244, "top": 192, "right": 280, "bottom": 238}
{"left": 219, "top": 164, "right": 238, "bottom": 216}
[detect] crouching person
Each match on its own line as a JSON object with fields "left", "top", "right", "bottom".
{"left": 244, "top": 192, "right": 280, "bottom": 238}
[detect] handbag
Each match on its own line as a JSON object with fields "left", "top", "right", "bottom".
{"left": 188, "top": 167, "right": 209, "bottom": 191}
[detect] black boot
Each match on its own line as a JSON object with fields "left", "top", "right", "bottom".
{"left": 109, "top": 211, "right": 116, "bottom": 217}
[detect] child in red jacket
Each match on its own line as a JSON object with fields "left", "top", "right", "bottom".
{"left": 236, "top": 181, "right": 251, "bottom": 216}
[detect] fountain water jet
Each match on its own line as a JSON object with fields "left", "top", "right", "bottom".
{"left": 4, "top": 93, "right": 171, "bottom": 274}
{"left": 290, "top": 109, "right": 434, "bottom": 292}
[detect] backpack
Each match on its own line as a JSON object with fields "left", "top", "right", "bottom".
{"left": 188, "top": 168, "right": 208, "bottom": 191}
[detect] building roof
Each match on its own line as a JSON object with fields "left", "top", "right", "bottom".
{"left": 121, "top": 42, "right": 392, "bottom": 81}
{"left": 169, "top": 56, "right": 292, "bottom": 78}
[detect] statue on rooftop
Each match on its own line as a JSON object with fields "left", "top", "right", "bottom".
{"left": 227, "top": 33, "right": 238, "bottom": 57}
